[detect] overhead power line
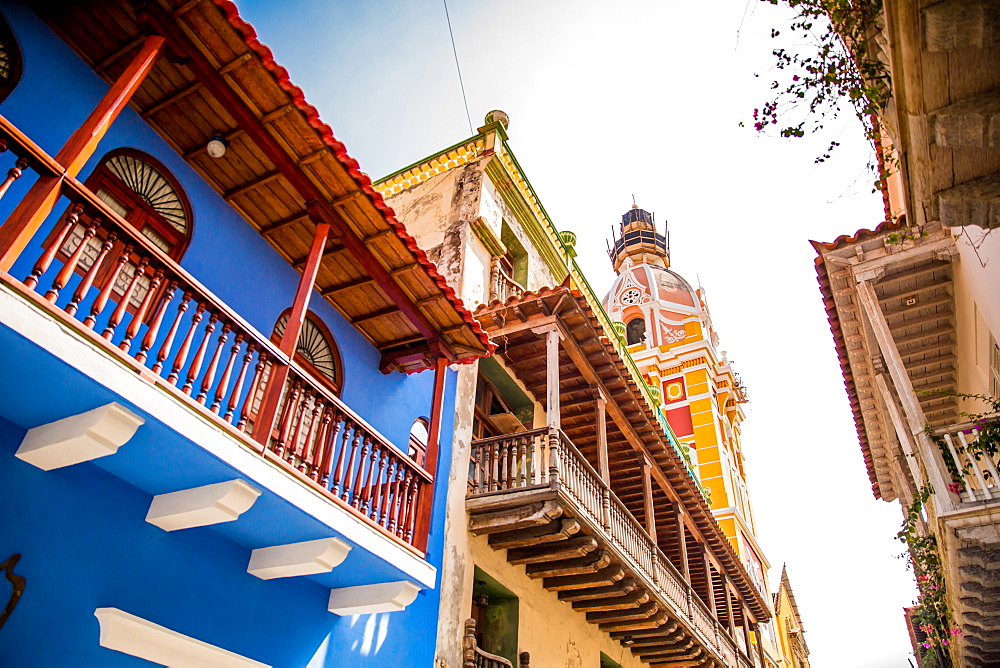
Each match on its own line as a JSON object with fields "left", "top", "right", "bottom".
{"left": 442, "top": 0, "right": 474, "bottom": 135}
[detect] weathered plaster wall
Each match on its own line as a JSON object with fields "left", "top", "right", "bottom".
{"left": 469, "top": 534, "right": 648, "bottom": 668}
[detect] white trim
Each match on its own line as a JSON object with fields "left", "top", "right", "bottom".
{"left": 0, "top": 286, "right": 437, "bottom": 589}
{"left": 95, "top": 607, "right": 269, "bottom": 667}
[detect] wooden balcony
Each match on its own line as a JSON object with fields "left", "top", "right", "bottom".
{"left": 0, "top": 116, "right": 433, "bottom": 553}
{"left": 470, "top": 288, "right": 771, "bottom": 667}
{"left": 469, "top": 428, "right": 757, "bottom": 668}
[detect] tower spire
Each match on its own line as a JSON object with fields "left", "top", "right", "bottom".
{"left": 607, "top": 203, "right": 669, "bottom": 273}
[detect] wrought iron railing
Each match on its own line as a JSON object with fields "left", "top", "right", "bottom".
{"left": 0, "top": 114, "right": 432, "bottom": 551}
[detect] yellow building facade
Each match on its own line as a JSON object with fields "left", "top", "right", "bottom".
{"left": 602, "top": 206, "right": 805, "bottom": 667}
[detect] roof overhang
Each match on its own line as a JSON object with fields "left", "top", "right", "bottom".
{"left": 37, "top": 0, "right": 493, "bottom": 373}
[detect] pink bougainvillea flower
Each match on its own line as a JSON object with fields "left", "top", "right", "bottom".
{"left": 948, "top": 482, "right": 961, "bottom": 493}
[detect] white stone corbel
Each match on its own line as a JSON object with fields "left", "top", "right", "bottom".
{"left": 327, "top": 581, "right": 422, "bottom": 616}
{"left": 95, "top": 608, "right": 269, "bottom": 667}
{"left": 146, "top": 479, "right": 261, "bottom": 531}
{"left": 247, "top": 537, "right": 351, "bottom": 580}
{"left": 15, "top": 403, "right": 144, "bottom": 471}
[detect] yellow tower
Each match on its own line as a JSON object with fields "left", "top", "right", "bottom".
{"left": 601, "top": 205, "right": 770, "bottom": 601}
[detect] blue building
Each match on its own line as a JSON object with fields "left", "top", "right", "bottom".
{"left": 0, "top": 1, "right": 492, "bottom": 665}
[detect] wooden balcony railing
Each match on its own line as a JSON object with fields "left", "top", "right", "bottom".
{"left": 488, "top": 258, "right": 524, "bottom": 304}
{"left": 0, "top": 115, "right": 431, "bottom": 551}
{"left": 469, "top": 428, "right": 758, "bottom": 668}
{"left": 935, "top": 417, "right": 1000, "bottom": 505}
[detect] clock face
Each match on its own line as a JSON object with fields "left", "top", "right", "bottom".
{"left": 620, "top": 288, "right": 642, "bottom": 305}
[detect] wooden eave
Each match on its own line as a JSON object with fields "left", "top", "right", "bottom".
{"left": 474, "top": 286, "right": 771, "bottom": 621}
{"left": 37, "top": 0, "right": 492, "bottom": 372}
{"left": 812, "top": 222, "right": 959, "bottom": 500}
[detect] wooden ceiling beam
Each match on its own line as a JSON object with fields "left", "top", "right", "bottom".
{"left": 259, "top": 212, "right": 310, "bottom": 237}
{"left": 139, "top": 2, "right": 449, "bottom": 356}
{"left": 321, "top": 276, "right": 376, "bottom": 297}
{"left": 94, "top": 34, "right": 144, "bottom": 73}
{"left": 141, "top": 81, "right": 202, "bottom": 118}
{"left": 350, "top": 307, "right": 400, "bottom": 326}
{"left": 223, "top": 170, "right": 282, "bottom": 201}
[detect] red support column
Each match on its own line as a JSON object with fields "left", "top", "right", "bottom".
{"left": 0, "top": 35, "right": 166, "bottom": 270}
{"left": 253, "top": 220, "right": 330, "bottom": 447}
{"left": 413, "top": 354, "right": 447, "bottom": 553}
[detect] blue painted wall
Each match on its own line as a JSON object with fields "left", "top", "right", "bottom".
{"left": 0, "top": 2, "right": 459, "bottom": 665}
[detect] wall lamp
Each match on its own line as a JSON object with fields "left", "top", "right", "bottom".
{"left": 206, "top": 135, "right": 228, "bottom": 159}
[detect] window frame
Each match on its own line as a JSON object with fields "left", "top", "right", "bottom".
{"left": 0, "top": 11, "right": 24, "bottom": 104}
{"left": 271, "top": 308, "right": 344, "bottom": 396}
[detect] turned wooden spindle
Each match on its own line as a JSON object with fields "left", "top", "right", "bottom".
{"left": 44, "top": 218, "right": 96, "bottom": 301}
{"left": 26, "top": 203, "right": 83, "bottom": 290}
{"left": 360, "top": 442, "right": 379, "bottom": 515}
{"left": 182, "top": 312, "right": 218, "bottom": 395}
{"left": 286, "top": 388, "right": 310, "bottom": 464}
{"left": 309, "top": 406, "right": 332, "bottom": 480}
{"left": 119, "top": 269, "right": 164, "bottom": 353}
{"left": 66, "top": 230, "right": 115, "bottom": 317}
{"left": 152, "top": 293, "right": 190, "bottom": 375}
{"left": 352, "top": 438, "right": 371, "bottom": 510}
{"left": 213, "top": 333, "right": 244, "bottom": 414}
{"left": 330, "top": 419, "right": 352, "bottom": 495}
{"left": 370, "top": 450, "right": 388, "bottom": 522}
{"left": 273, "top": 381, "right": 301, "bottom": 456}
{"left": 0, "top": 157, "right": 29, "bottom": 201}
{"left": 167, "top": 302, "right": 205, "bottom": 385}
{"left": 378, "top": 457, "right": 395, "bottom": 529}
{"left": 135, "top": 283, "right": 176, "bottom": 364}
{"left": 196, "top": 322, "right": 229, "bottom": 404}
{"left": 318, "top": 410, "right": 342, "bottom": 486}
{"left": 300, "top": 398, "right": 323, "bottom": 472}
{"left": 103, "top": 257, "right": 149, "bottom": 340}
{"left": 237, "top": 351, "right": 266, "bottom": 432}
{"left": 83, "top": 244, "right": 132, "bottom": 329}
{"left": 341, "top": 429, "right": 363, "bottom": 503}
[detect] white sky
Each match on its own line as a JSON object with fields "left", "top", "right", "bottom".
{"left": 239, "top": 1, "right": 918, "bottom": 664}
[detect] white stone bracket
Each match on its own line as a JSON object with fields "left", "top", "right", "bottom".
{"left": 327, "top": 581, "right": 421, "bottom": 616}
{"left": 146, "top": 479, "right": 261, "bottom": 532}
{"left": 15, "top": 403, "right": 144, "bottom": 471}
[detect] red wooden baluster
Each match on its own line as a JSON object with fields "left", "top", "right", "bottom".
{"left": 402, "top": 475, "right": 419, "bottom": 541}
{"left": 352, "top": 438, "right": 371, "bottom": 510}
{"left": 0, "top": 157, "right": 29, "bottom": 201}
{"left": 224, "top": 340, "right": 252, "bottom": 421}
{"left": 66, "top": 231, "right": 116, "bottom": 317}
{"left": 167, "top": 302, "right": 204, "bottom": 385}
{"left": 389, "top": 465, "right": 405, "bottom": 534}
{"left": 300, "top": 397, "right": 323, "bottom": 472}
{"left": 152, "top": 292, "right": 190, "bottom": 374}
{"left": 237, "top": 350, "right": 266, "bottom": 432}
{"left": 330, "top": 419, "right": 352, "bottom": 495}
{"left": 103, "top": 257, "right": 149, "bottom": 340}
{"left": 273, "top": 381, "right": 301, "bottom": 457}
{"left": 286, "top": 389, "right": 310, "bottom": 465}
{"left": 135, "top": 282, "right": 176, "bottom": 365}
{"left": 181, "top": 312, "right": 216, "bottom": 394}
{"left": 306, "top": 402, "right": 330, "bottom": 479}
{"left": 25, "top": 203, "right": 82, "bottom": 290}
{"left": 371, "top": 450, "right": 388, "bottom": 522}
{"left": 213, "top": 333, "right": 243, "bottom": 414}
{"left": 397, "top": 471, "right": 413, "bottom": 539}
{"left": 45, "top": 221, "right": 96, "bottom": 302}
{"left": 318, "top": 410, "right": 342, "bottom": 486}
{"left": 196, "top": 323, "right": 229, "bottom": 404}
{"left": 341, "top": 428, "right": 362, "bottom": 503}
{"left": 360, "top": 441, "right": 378, "bottom": 516}
{"left": 83, "top": 244, "right": 132, "bottom": 329}
{"left": 378, "top": 457, "right": 395, "bottom": 529}
{"left": 120, "top": 269, "right": 163, "bottom": 353}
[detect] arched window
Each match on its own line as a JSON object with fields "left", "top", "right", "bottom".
{"left": 408, "top": 418, "right": 429, "bottom": 467}
{"left": 626, "top": 317, "right": 646, "bottom": 345}
{"left": 86, "top": 148, "right": 193, "bottom": 259}
{"left": 272, "top": 310, "right": 342, "bottom": 393}
{"left": 0, "top": 13, "right": 23, "bottom": 104}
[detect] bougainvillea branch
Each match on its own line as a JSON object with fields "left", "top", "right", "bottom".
{"left": 753, "top": 0, "right": 891, "bottom": 169}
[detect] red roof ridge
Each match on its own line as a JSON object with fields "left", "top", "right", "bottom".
{"left": 210, "top": 0, "right": 493, "bottom": 364}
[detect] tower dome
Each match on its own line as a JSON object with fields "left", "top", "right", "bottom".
{"left": 602, "top": 204, "right": 701, "bottom": 348}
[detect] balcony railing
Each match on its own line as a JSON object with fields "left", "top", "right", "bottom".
{"left": 0, "top": 115, "right": 430, "bottom": 551}
{"left": 469, "top": 428, "right": 758, "bottom": 668}
{"left": 488, "top": 258, "right": 524, "bottom": 304}
{"left": 935, "top": 417, "right": 1000, "bottom": 504}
